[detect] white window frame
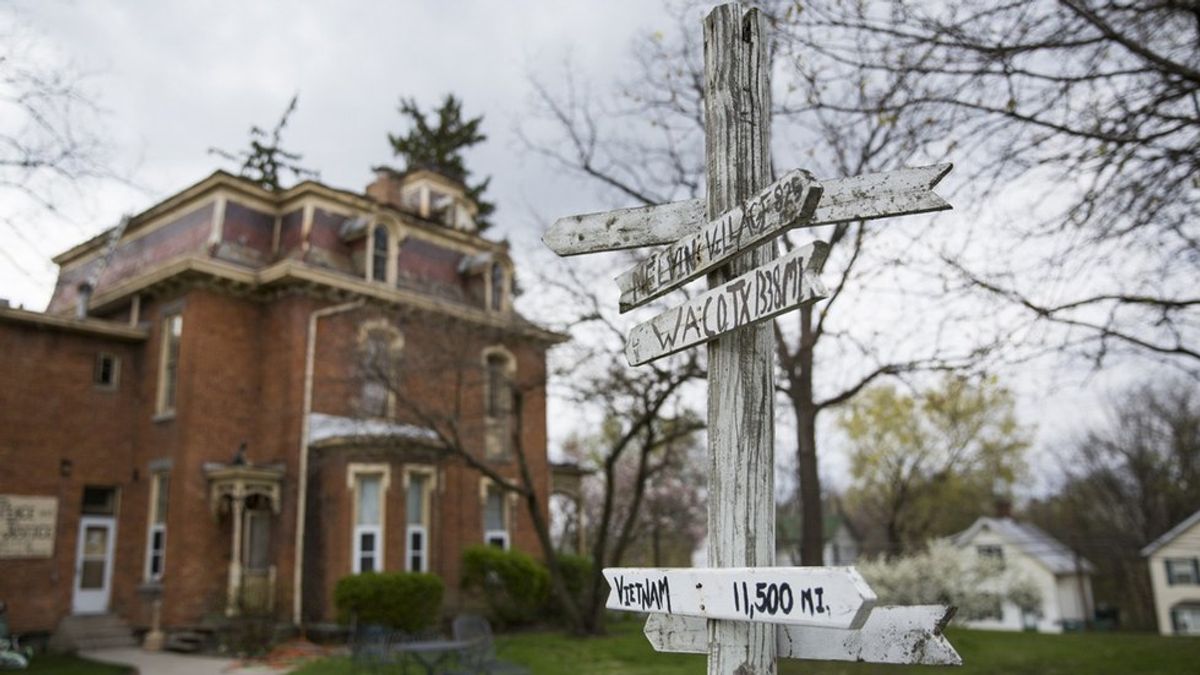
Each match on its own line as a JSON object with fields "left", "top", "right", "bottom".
{"left": 481, "top": 347, "right": 516, "bottom": 459}
{"left": 348, "top": 464, "right": 390, "bottom": 574}
{"left": 368, "top": 223, "right": 389, "bottom": 283}
{"left": 403, "top": 467, "right": 436, "bottom": 573}
{"left": 1166, "top": 558, "right": 1199, "bottom": 585}
{"left": 94, "top": 352, "right": 120, "bottom": 390}
{"left": 353, "top": 523, "right": 381, "bottom": 574}
{"left": 143, "top": 471, "right": 169, "bottom": 582}
{"left": 156, "top": 313, "right": 183, "bottom": 416}
{"left": 481, "top": 479, "right": 510, "bottom": 550}
{"left": 486, "top": 261, "right": 509, "bottom": 313}
{"left": 357, "top": 322, "right": 404, "bottom": 419}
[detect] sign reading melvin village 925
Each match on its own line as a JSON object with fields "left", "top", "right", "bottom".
{"left": 602, "top": 566, "right": 877, "bottom": 629}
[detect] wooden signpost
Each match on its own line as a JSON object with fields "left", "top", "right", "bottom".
{"left": 543, "top": 4, "right": 958, "bottom": 673}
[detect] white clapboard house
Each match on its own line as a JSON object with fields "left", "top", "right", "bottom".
{"left": 951, "top": 517, "right": 1094, "bottom": 633}
{"left": 1141, "top": 508, "right": 1200, "bottom": 635}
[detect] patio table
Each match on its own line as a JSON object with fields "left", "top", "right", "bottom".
{"left": 392, "top": 638, "right": 472, "bottom": 674}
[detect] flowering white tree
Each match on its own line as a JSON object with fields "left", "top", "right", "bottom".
{"left": 857, "top": 540, "right": 1041, "bottom": 622}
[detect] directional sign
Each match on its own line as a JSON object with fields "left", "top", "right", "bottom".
{"left": 615, "top": 169, "right": 822, "bottom": 312}
{"left": 624, "top": 241, "right": 828, "bottom": 366}
{"left": 603, "top": 566, "right": 877, "bottom": 629}
{"left": 644, "top": 605, "right": 961, "bottom": 666}
{"left": 543, "top": 163, "right": 952, "bottom": 257}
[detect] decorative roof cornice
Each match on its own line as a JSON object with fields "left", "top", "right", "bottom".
{"left": 0, "top": 305, "right": 147, "bottom": 341}
{"left": 52, "top": 170, "right": 508, "bottom": 268}
{"left": 82, "top": 254, "right": 567, "bottom": 345}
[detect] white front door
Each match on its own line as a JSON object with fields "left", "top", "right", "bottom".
{"left": 73, "top": 516, "right": 116, "bottom": 614}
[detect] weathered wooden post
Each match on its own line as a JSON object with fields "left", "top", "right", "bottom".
{"left": 702, "top": 5, "right": 776, "bottom": 673}
{"left": 544, "top": 3, "right": 960, "bottom": 672}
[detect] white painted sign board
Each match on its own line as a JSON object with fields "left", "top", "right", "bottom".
{"left": 615, "top": 169, "right": 822, "bottom": 312}
{"left": 0, "top": 495, "right": 58, "bottom": 558}
{"left": 544, "top": 163, "right": 952, "bottom": 257}
{"left": 624, "top": 241, "right": 828, "bottom": 365}
{"left": 645, "top": 605, "right": 961, "bottom": 666}
{"left": 603, "top": 566, "right": 877, "bottom": 629}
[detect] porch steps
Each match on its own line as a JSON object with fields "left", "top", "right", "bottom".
{"left": 50, "top": 614, "right": 138, "bottom": 652}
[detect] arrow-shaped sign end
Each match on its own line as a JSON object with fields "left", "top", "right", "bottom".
{"left": 646, "top": 604, "right": 962, "bottom": 666}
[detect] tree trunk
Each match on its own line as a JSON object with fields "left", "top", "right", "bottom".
{"left": 511, "top": 391, "right": 586, "bottom": 632}
{"left": 795, "top": 304, "right": 825, "bottom": 565}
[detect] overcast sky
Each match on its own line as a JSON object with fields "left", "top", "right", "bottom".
{"left": 2, "top": 0, "right": 674, "bottom": 309}
{"left": 1, "top": 1, "right": 1152, "bottom": 500}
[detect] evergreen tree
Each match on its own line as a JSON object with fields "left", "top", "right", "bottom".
{"left": 388, "top": 94, "right": 495, "bottom": 232}
{"left": 210, "top": 93, "right": 318, "bottom": 192}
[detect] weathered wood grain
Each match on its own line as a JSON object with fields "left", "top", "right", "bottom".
{"left": 623, "top": 241, "right": 828, "bottom": 366}
{"left": 603, "top": 566, "right": 876, "bottom": 629}
{"left": 645, "top": 606, "right": 962, "bottom": 666}
{"left": 542, "top": 163, "right": 952, "bottom": 256}
{"left": 702, "top": 5, "right": 776, "bottom": 675}
{"left": 615, "top": 169, "right": 821, "bottom": 312}
{"left": 543, "top": 199, "right": 706, "bottom": 257}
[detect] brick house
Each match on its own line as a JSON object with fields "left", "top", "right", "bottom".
{"left": 0, "top": 167, "right": 565, "bottom": 641}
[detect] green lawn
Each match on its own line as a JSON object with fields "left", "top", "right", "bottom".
{"left": 293, "top": 618, "right": 1200, "bottom": 675}
{"left": 21, "top": 653, "right": 132, "bottom": 674}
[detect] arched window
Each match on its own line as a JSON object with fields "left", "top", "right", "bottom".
{"left": 358, "top": 322, "right": 403, "bottom": 418}
{"left": 370, "top": 226, "right": 388, "bottom": 282}
{"left": 482, "top": 348, "right": 515, "bottom": 459}
{"left": 490, "top": 263, "right": 505, "bottom": 311}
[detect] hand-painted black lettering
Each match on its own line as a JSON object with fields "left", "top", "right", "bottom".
{"left": 684, "top": 304, "right": 704, "bottom": 342}
{"left": 649, "top": 308, "right": 683, "bottom": 351}
{"left": 755, "top": 582, "right": 769, "bottom": 614}
{"left": 614, "top": 575, "right": 672, "bottom": 612}
{"left": 716, "top": 294, "right": 729, "bottom": 332}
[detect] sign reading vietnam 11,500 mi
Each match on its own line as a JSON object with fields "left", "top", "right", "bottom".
{"left": 603, "top": 566, "right": 877, "bottom": 629}
{"left": 624, "top": 240, "right": 828, "bottom": 365}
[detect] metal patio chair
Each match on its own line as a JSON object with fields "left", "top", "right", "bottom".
{"left": 447, "top": 614, "right": 528, "bottom": 675}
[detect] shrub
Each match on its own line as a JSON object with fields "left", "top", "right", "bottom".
{"left": 548, "top": 553, "right": 593, "bottom": 615}
{"left": 461, "top": 545, "right": 548, "bottom": 627}
{"left": 856, "top": 540, "right": 1041, "bottom": 622}
{"left": 334, "top": 572, "right": 443, "bottom": 632}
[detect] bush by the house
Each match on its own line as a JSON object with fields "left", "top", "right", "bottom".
{"left": 547, "top": 553, "right": 592, "bottom": 616}
{"left": 334, "top": 572, "right": 443, "bottom": 632}
{"left": 461, "top": 545, "right": 549, "bottom": 627}
{"left": 856, "top": 540, "right": 1041, "bottom": 622}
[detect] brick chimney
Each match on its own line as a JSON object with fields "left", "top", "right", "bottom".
{"left": 366, "top": 167, "right": 406, "bottom": 211}
{"left": 993, "top": 494, "right": 1013, "bottom": 519}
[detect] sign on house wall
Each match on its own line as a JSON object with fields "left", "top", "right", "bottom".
{"left": 0, "top": 495, "right": 57, "bottom": 558}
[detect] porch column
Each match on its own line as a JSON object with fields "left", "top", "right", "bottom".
{"left": 226, "top": 494, "right": 244, "bottom": 617}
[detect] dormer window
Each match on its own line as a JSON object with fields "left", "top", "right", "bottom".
{"left": 370, "top": 226, "right": 388, "bottom": 282}
{"left": 490, "top": 263, "right": 504, "bottom": 311}
{"left": 429, "top": 189, "right": 454, "bottom": 221}
{"left": 396, "top": 173, "right": 477, "bottom": 232}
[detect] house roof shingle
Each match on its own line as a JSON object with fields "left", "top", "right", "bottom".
{"left": 1140, "top": 508, "right": 1200, "bottom": 558}
{"left": 952, "top": 517, "right": 1094, "bottom": 575}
